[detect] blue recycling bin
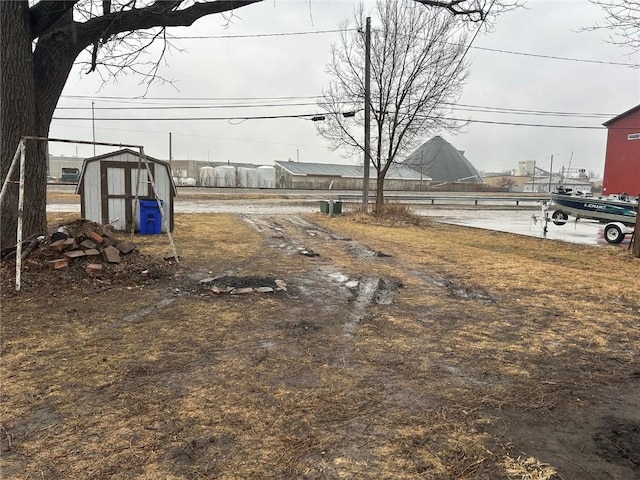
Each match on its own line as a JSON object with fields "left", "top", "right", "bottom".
{"left": 139, "top": 199, "right": 163, "bottom": 235}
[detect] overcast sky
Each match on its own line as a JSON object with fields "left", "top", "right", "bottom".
{"left": 50, "top": 0, "right": 640, "bottom": 177}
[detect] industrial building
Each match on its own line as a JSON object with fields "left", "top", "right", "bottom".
{"left": 402, "top": 136, "right": 484, "bottom": 185}
{"left": 274, "top": 161, "right": 428, "bottom": 191}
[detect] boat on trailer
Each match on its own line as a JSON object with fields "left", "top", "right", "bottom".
{"left": 548, "top": 187, "right": 637, "bottom": 244}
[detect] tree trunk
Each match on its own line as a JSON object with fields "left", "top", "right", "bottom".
{"left": 375, "top": 174, "right": 385, "bottom": 211}
{"left": 0, "top": 1, "right": 47, "bottom": 248}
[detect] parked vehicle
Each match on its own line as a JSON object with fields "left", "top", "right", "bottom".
{"left": 549, "top": 187, "right": 637, "bottom": 244}
{"left": 60, "top": 167, "right": 80, "bottom": 183}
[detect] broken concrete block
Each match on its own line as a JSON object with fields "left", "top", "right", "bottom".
{"left": 80, "top": 239, "right": 97, "bottom": 249}
{"left": 255, "top": 287, "right": 274, "bottom": 293}
{"left": 102, "top": 245, "right": 121, "bottom": 264}
{"left": 84, "top": 248, "right": 100, "bottom": 256}
{"left": 50, "top": 239, "right": 66, "bottom": 251}
{"left": 99, "top": 227, "right": 117, "bottom": 240}
{"left": 211, "top": 286, "right": 229, "bottom": 294}
{"left": 64, "top": 250, "right": 87, "bottom": 258}
{"left": 230, "top": 287, "right": 254, "bottom": 295}
{"left": 62, "top": 238, "right": 76, "bottom": 250}
{"left": 51, "top": 258, "right": 69, "bottom": 269}
{"left": 116, "top": 241, "right": 136, "bottom": 254}
{"left": 88, "top": 231, "right": 104, "bottom": 245}
{"left": 85, "top": 263, "right": 102, "bottom": 274}
{"left": 275, "top": 280, "right": 287, "bottom": 291}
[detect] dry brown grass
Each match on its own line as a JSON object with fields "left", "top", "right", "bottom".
{"left": 346, "top": 202, "right": 428, "bottom": 227}
{"left": 46, "top": 191, "right": 79, "bottom": 203}
{"left": 2, "top": 211, "right": 639, "bottom": 479}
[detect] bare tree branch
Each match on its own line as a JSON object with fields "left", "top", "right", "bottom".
{"left": 413, "top": 0, "right": 521, "bottom": 23}
{"left": 587, "top": 0, "right": 640, "bottom": 53}
{"left": 29, "top": 0, "right": 78, "bottom": 39}
{"left": 57, "top": 0, "right": 262, "bottom": 49}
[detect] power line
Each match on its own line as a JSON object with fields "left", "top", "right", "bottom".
{"left": 52, "top": 113, "right": 326, "bottom": 121}
{"left": 166, "top": 28, "right": 356, "bottom": 39}
{"left": 51, "top": 122, "right": 329, "bottom": 148}
{"left": 56, "top": 94, "right": 621, "bottom": 118}
{"left": 55, "top": 101, "right": 333, "bottom": 110}
{"left": 170, "top": 27, "right": 640, "bottom": 67}
{"left": 60, "top": 94, "right": 322, "bottom": 101}
{"left": 53, "top": 112, "right": 608, "bottom": 129}
{"left": 417, "top": 115, "right": 605, "bottom": 129}
{"left": 53, "top": 102, "right": 615, "bottom": 118}
{"left": 469, "top": 44, "right": 640, "bottom": 67}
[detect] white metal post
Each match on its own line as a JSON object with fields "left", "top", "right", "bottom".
{"left": 140, "top": 148, "right": 179, "bottom": 262}
{"left": 0, "top": 142, "right": 23, "bottom": 205}
{"left": 131, "top": 147, "right": 143, "bottom": 236}
{"left": 15, "top": 140, "right": 26, "bottom": 291}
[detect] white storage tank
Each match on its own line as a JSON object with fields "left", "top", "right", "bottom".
{"left": 237, "top": 167, "right": 259, "bottom": 188}
{"left": 215, "top": 166, "right": 236, "bottom": 187}
{"left": 257, "top": 165, "right": 276, "bottom": 188}
{"left": 182, "top": 177, "right": 197, "bottom": 187}
{"left": 199, "top": 166, "right": 216, "bottom": 187}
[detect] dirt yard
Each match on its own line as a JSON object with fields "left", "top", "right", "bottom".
{"left": 1, "top": 210, "right": 639, "bottom": 479}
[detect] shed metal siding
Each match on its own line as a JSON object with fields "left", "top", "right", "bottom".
{"left": 107, "top": 167, "right": 127, "bottom": 230}
{"left": 82, "top": 161, "right": 102, "bottom": 223}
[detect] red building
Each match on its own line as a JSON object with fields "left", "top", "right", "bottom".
{"left": 602, "top": 104, "right": 640, "bottom": 196}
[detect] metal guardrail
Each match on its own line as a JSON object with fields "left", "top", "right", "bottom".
{"left": 336, "top": 194, "right": 551, "bottom": 206}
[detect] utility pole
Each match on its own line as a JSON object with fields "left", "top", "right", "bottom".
{"left": 169, "top": 132, "right": 173, "bottom": 173}
{"left": 362, "top": 16, "right": 371, "bottom": 213}
{"left": 91, "top": 101, "right": 96, "bottom": 156}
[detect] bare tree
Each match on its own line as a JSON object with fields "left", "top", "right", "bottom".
{"left": 316, "top": 0, "right": 470, "bottom": 209}
{"left": 588, "top": 0, "right": 640, "bottom": 52}
{"left": 0, "top": 0, "right": 513, "bottom": 247}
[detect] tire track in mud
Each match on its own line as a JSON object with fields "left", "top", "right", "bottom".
{"left": 241, "top": 214, "right": 498, "bottom": 338}
{"left": 241, "top": 214, "right": 400, "bottom": 339}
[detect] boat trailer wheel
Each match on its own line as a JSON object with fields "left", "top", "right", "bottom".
{"left": 551, "top": 210, "right": 569, "bottom": 226}
{"left": 604, "top": 224, "right": 625, "bottom": 244}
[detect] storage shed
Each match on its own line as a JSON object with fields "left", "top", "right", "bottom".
{"left": 75, "top": 149, "right": 176, "bottom": 232}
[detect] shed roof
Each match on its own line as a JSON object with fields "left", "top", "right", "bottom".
{"left": 603, "top": 104, "right": 640, "bottom": 127}
{"left": 75, "top": 148, "right": 176, "bottom": 195}
{"left": 402, "top": 136, "right": 484, "bottom": 183}
{"left": 275, "top": 161, "right": 426, "bottom": 180}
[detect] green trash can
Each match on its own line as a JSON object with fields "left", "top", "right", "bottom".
{"left": 320, "top": 200, "right": 329, "bottom": 214}
{"left": 332, "top": 201, "right": 342, "bottom": 215}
